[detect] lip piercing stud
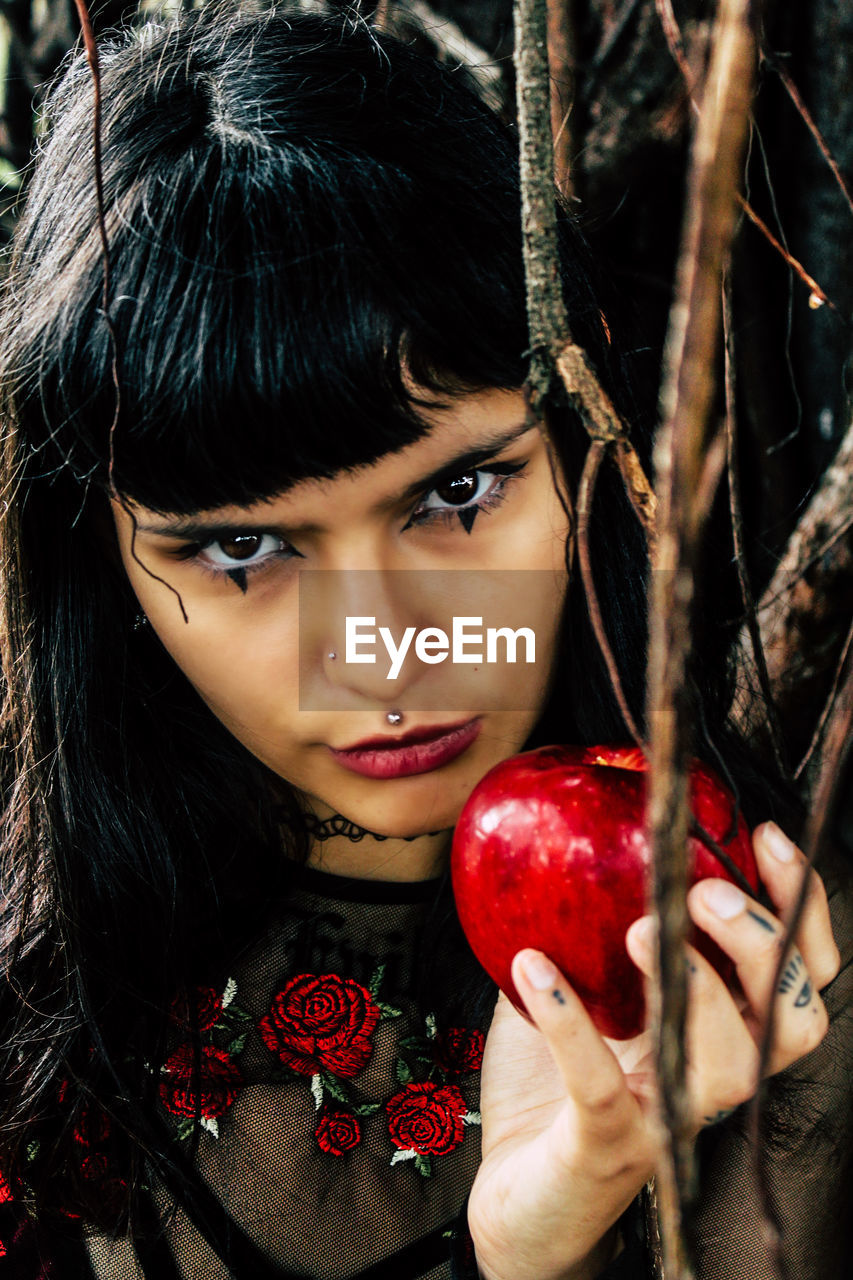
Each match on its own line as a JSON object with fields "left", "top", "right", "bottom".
{"left": 386, "top": 710, "right": 404, "bottom": 726}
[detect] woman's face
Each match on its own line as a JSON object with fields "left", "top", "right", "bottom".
{"left": 112, "top": 388, "right": 572, "bottom": 841}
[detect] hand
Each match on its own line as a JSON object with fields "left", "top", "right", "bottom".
{"left": 467, "top": 822, "right": 841, "bottom": 1280}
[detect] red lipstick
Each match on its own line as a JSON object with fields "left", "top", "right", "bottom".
{"left": 329, "top": 718, "right": 482, "bottom": 779}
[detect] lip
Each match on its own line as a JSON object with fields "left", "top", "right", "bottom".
{"left": 329, "top": 717, "right": 482, "bottom": 779}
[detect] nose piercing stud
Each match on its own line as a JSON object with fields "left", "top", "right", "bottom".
{"left": 327, "top": 650, "right": 337, "bottom": 660}
{"left": 386, "top": 710, "right": 404, "bottom": 726}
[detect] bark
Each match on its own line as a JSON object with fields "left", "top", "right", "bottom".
{"left": 645, "top": 3, "right": 755, "bottom": 1273}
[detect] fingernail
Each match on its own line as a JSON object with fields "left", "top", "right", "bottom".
{"left": 627, "top": 916, "right": 655, "bottom": 950}
{"left": 762, "top": 822, "right": 795, "bottom": 863}
{"left": 703, "top": 880, "right": 745, "bottom": 919}
{"left": 518, "top": 951, "right": 559, "bottom": 991}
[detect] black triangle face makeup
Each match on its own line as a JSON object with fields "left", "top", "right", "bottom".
{"left": 458, "top": 507, "right": 478, "bottom": 534}
{"left": 226, "top": 568, "right": 249, "bottom": 593}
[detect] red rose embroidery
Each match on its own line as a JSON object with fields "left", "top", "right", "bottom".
{"left": 433, "top": 1028, "right": 485, "bottom": 1076}
{"left": 386, "top": 1082, "right": 466, "bottom": 1156}
{"left": 0, "top": 1169, "right": 11, "bottom": 1203}
{"left": 170, "top": 986, "right": 223, "bottom": 1034}
{"left": 258, "top": 973, "right": 380, "bottom": 1078}
{"left": 159, "top": 1043, "right": 243, "bottom": 1119}
{"left": 314, "top": 1108, "right": 362, "bottom": 1156}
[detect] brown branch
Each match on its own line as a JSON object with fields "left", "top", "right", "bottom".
{"left": 722, "top": 273, "right": 789, "bottom": 776}
{"left": 513, "top": 0, "right": 657, "bottom": 549}
{"left": 547, "top": 0, "right": 576, "bottom": 200}
{"left": 646, "top": 2, "right": 756, "bottom": 1275}
{"left": 654, "top": 2, "right": 839, "bottom": 313}
{"left": 734, "top": 415, "right": 853, "bottom": 759}
{"left": 556, "top": 344, "right": 658, "bottom": 547}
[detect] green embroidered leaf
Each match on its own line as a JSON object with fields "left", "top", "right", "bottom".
{"left": 227, "top": 1032, "right": 250, "bottom": 1057}
{"left": 378, "top": 1002, "right": 403, "bottom": 1020}
{"left": 25, "top": 1140, "right": 40, "bottom": 1163}
{"left": 390, "top": 1148, "right": 417, "bottom": 1166}
{"left": 175, "top": 1118, "right": 196, "bottom": 1143}
{"left": 322, "top": 1074, "right": 350, "bottom": 1104}
{"left": 397, "top": 1035, "right": 424, "bottom": 1051}
{"left": 425, "top": 1013, "right": 438, "bottom": 1040}
{"left": 463, "top": 1111, "right": 482, "bottom": 1126}
{"left": 310, "top": 1075, "right": 324, "bottom": 1111}
{"left": 414, "top": 1153, "right": 433, "bottom": 1178}
{"left": 367, "top": 964, "right": 386, "bottom": 999}
{"left": 395, "top": 1058, "right": 413, "bottom": 1084}
{"left": 222, "top": 977, "right": 238, "bottom": 1009}
{"left": 351, "top": 1101, "right": 381, "bottom": 1118}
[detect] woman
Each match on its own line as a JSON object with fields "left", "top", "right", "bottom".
{"left": 0, "top": 5, "right": 849, "bottom": 1278}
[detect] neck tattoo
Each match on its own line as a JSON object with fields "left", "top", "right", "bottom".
{"left": 286, "top": 809, "right": 446, "bottom": 843}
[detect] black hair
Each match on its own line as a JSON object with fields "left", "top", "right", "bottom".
{"left": 0, "top": 0, "right": 770, "bottom": 1235}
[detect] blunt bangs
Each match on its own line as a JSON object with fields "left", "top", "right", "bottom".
{"left": 4, "top": 8, "right": 530, "bottom": 515}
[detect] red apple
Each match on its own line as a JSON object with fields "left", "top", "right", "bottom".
{"left": 451, "top": 744, "right": 760, "bottom": 1040}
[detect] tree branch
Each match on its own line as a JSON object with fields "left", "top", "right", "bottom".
{"left": 645, "top": 2, "right": 756, "bottom": 1275}
{"left": 513, "top": 0, "right": 657, "bottom": 549}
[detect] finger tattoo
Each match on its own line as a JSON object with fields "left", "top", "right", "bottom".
{"left": 794, "top": 978, "right": 813, "bottom": 1008}
{"left": 703, "top": 1107, "right": 736, "bottom": 1127}
{"left": 552, "top": 989, "right": 566, "bottom": 1005}
{"left": 746, "top": 909, "right": 777, "bottom": 934}
{"left": 778, "top": 953, "right": 804, "bottom": 995}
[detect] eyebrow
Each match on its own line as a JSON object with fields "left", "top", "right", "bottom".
{"left": 134, "top": 421, "right": 537, "bottom": 539}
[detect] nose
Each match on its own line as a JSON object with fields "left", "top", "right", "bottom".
{"left": 300, "top": 568, "right": 425, "bottom": 711}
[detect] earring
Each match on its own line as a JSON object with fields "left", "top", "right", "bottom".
{"left": 386, "top": 710, "right": 404, "bottom": 726}
{"left": 133, "top": 612, "right": 149, "bottom": 632}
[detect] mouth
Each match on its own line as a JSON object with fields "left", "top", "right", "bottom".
{"left": 329, "top": 717, "right": 482, "bottom": 780}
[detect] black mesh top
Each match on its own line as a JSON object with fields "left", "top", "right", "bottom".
{"left": 1, "top": 857, "right": 851, "bottom": 1279}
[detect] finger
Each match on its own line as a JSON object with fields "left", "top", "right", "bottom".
{"left": 626, "top": 918, "right": 759, "bottom": 1124}
{"left": 687, "top": 881, "right": 829, "bottom": 1074}
{"left": 752, "top": 822, "right": 841, "bottom": 989}
{"left": 511, "top": 950, "right": 639, "bottom": 1139}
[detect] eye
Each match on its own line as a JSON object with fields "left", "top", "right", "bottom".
{"left": 197, "top": 532, "right": 294, "bottom": 570}
{"left": 404, "top": 461, "right": 528, "bottom": 530}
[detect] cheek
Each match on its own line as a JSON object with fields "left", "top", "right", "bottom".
{"left": 136, "top": 590, "right": 302, "bottom": 741}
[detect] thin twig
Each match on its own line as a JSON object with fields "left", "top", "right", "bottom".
{"left": 735, "top": 194, "right": 837, "bottom": 312}
{"left": 770, "top": 60, "right": 853, "bottom": 218}
{"left": 654, "top": 1, "right": 840, "bottom": 314}
{"left": 576, "top": 440, "right": 645, "bottom": 745}
{"left": 722, "top": 272, "right": 789, "bottom": 776}
{"left": 647, "top": 2, "right": 756, "bottom": 1275}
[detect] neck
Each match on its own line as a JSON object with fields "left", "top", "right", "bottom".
{"left": 307, "top": 826, "right": 454, "bottom": 882}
